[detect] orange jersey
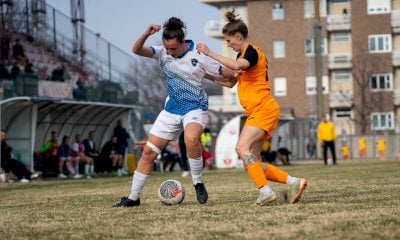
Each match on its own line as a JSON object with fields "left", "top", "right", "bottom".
{"left": 236, "top": 42, "right": 279, "bottom": 136}
{"left": 237, "top": 42, "right": 272, "bottom": 114}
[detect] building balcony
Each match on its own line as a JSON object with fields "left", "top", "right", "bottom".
{"left": 328, "top": 53, "right": 352, "bottom": 69}
{"left": 394, "top": 89, "right": 400, "bottom": 106}
{"left": 327, "top": 14, "right": 351, "bottom": 31}
{"left": 205, "top": 20, "right": 224, "bottom": 38}
{"left": 393, "top": 51, "right": 400, "bottom": 66}
{"left": 329, "top": 90, "right": 353, "bottom": 108}
{"left": 392, "top": 10, "right": 400, "bottom": 33}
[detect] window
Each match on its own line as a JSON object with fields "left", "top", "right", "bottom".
{"left": 274, "top": 78, "right": 287, "bottom": 96}
{"left": 371, "top": 112, "right": 395, "bottom": 130}
{"left": 305, "top": 39, "right": 314, "bottom": 55}
{"left": 332, "top": 70, "right": 351, "bottom": 81}
{"left": 334, "top": 108, "right": 352, "bottom": 119}
{"left": 367, "top": 0, "right": 390, "bottom": 14}
{"left": 272, "top": 1, "right": 284, "bottom": 20}
{"left": 304, "top": 38, "right": 328, "bottom": 56}
{"left": 331, "top": 32, "right": 350, "bottom": 43}
{"left": 305, "top": 76, "right": 329, "bottom": 95}
{"left": 304, "top": 0, "right": 327, "bottom": 18}
{"left": 369, "top": 73, "right": 393, "bottom": 91}
{"left": 231, "top": 92, "right": 238, "bottom": 105}
{"left": 273, "top": 40, "right": 285, "bottom": 58}
{"left": 368, "top": 34, "right": 392, "bottom": 53}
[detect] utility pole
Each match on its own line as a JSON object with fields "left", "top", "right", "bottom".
{"left": 314, "top": 0, "right": 323, "bottom": 118}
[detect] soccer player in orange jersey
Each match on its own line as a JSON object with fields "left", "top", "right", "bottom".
{"left": 197, "top": 10, "right": 307, "bottom": 205}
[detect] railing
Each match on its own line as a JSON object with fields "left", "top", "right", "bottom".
{"left": 328, "top": 53, "right": 352, "bottom": 69}
{"left": 392, "top": 50, "right": 400, "bottom": 66}
{"left": 391, "top": 9, "right": 400, "bottom": 33}
{"left": 326, "top": 14, "right": 351, "bottom": 31}
{"left": 329, "top": 90, "right": 353, "bottom": 108}
{"left": 393, "top": 89, "right": 400, "bottom": 106}
{"left": 8, "top": 0, "right": 137, "bottom": 93}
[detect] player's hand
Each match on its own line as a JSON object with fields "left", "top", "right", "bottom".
{"left": 196, "top": 43, "right": 211, "bottom": 56}
{"left": 146, "top": 24, "right": 161, "bottom": 35}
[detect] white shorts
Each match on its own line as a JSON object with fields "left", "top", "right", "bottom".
{"left": 149, "top": 109, "right": 208, "bottom": 141}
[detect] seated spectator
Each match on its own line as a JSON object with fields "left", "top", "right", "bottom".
{"left": 58, "top": 135, "right": 83, "bottom": 179}
{"left": 0, "top": 61, "right": 9, "bottom": 79}
{"left": 51, "top": 64, "right": 65, "bottom": 81}
{"left": 260, "top": 137, "right": 277, "bottom": 164}
{"left": 72, "top": 133, "right": 95, "bottom": 178}
{"left": 12, "top": 39, "right": 26, "bottom": 65}
{"left": 1, "top": 37, "right": 10, "bottom": 63}
{"left": 82, "top": 130, "right": 101, "bottom": 173}
{"left": 161, "top": 141, "right": 180, "bottom": 172}
{"left": 10, "top": 62, "right": 20, "bottom": 79}
{"left": 24, "top": 59, "right": 34, "bottom": 74}
{"left": 73, "top": 78, "right": 86, "bottom": 100}
{"left": 1, "top": 129, "right": 39, "bottom": 182}
{"left": 99, "top": 136, "right": 124, "bottom": 176}
{"left": 38, "top": 131, "right": 59, "bottom": 177}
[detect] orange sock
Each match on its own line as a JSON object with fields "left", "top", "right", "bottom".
{"left": 263, "top": 163, "right": 288, "bottom": 184}
{"left": 246, "top": 161, "right": 268, "bottom": 188}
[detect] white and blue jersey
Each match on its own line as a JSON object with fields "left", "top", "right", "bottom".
{"left": 151, "top": 40, "right": 221, "bottom": 115}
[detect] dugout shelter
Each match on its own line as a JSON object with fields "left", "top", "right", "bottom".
{"left": 0, "top": 97, "right": 140, "bottom": 170}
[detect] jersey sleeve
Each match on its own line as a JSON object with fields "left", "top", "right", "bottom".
{"left": 199, "top": 54, "right": 222, "bottom": 77}
{"left": 151, "top": 45, "right": 164, "bottom": 61}
{"left": 242, "top": 46, "right": 258, "bottom": 67}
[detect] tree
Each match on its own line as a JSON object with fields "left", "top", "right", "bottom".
{"left": 349, "top": 53, "right": 388, "bottom": 134}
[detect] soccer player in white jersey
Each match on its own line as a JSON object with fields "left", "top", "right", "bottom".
{"left": 113, "top": 17, "right": 234, "bottom": 207}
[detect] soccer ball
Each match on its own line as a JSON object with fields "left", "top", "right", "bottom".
{"left": 158, "top": 179, "right": 185, "bottom": 205}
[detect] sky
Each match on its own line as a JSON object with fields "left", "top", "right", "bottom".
{"left": 46, "top": 0, "right": 223, "bottom": 55}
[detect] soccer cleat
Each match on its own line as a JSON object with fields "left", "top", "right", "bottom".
{"left": 255, "top": 192, "right": 277, "bottom": 206}
{"left": 289, "top": 178, "right": 307, "bottom": 204}
{"left": 19, "top": 178, "right": 30, "bottom": 183}
{"left": 194, "top": 183, "right": 208, "bottom": 204}
{"left": 57, "top": 173, "right": 68, "bottom": 179}
{"left": 112, "top": 196, "right": 140, "bottom": 208}
{"left": 73, "top": 174, "right": 84, "bottom": 179}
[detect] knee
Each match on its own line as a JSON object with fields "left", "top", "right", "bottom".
{"left": 184, "top": 135, "right": 199, "bottom": 149}
{"left": 235, "top": 144, "right": 246, "bottom": 157}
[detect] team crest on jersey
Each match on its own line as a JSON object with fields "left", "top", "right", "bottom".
{"left": 191, "top": 58, "right": 198, "bottom": 67}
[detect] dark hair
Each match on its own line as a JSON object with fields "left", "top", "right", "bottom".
{"left": 222, "top": 10, "right": 248, "bottom": 38}
{"left": 162, "top": 17, "right": 186, "bottom": 43}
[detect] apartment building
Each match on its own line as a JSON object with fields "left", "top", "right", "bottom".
{"left": 201, "top": 0, "right": 400, "bottom": 135}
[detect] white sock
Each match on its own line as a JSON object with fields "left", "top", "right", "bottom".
{"left": 189, "top": 156, "right": 203, "bottom": 184}
{"left": 128, "top": 171, "right": 149, "bottom": 200}
{"left": 260, "top": 185, "right": 274, "bottom": 195}
{"left": 84, "top": 164, "right": 89, "bottom": 174}
{"left": 90, "top": 165, "right": 94, "bottom": 173}
{"left": 286, "top": 176, "right": 298, "bottom": 185}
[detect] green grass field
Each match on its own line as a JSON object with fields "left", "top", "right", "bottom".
{"left": 1, "top": 159, "right": 400, "bottom": 240}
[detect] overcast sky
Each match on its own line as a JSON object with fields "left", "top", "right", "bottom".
{"left": 46, "top": 0, "right": 223, "bottom": 55}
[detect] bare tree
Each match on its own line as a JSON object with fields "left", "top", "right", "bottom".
{"left": 350, "top": 53, "right": 387, "bottom": 134}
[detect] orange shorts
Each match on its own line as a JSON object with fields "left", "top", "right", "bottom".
{"left": 244, "top": 97, "right": 280, "bottom": 139}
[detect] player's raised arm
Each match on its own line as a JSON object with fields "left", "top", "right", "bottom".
{"left": 132, "top": 24, "right": 161, "bottom": 58}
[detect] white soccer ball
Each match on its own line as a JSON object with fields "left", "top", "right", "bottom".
{"left": 158, "top": 179, "right": 185, "bottom": 205}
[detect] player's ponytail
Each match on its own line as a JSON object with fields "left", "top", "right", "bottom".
{"left": 162, "top": 17, "right": 186, "bottom": 43}
{"left": 222, "top": 9, "right": 248, "bottom": 38}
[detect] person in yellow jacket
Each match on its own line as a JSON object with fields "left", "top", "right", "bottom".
{"left": 358, "top": 137, "right": 367, "bottom": 159}
{"left": 376, "top": 137, "right": 386, "bottom": 160}
{"left": 317, "top": 114, "right": 337, "bottom": 165}
{"left": 341, "top": 143, "right": 350, "bottom": 160}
